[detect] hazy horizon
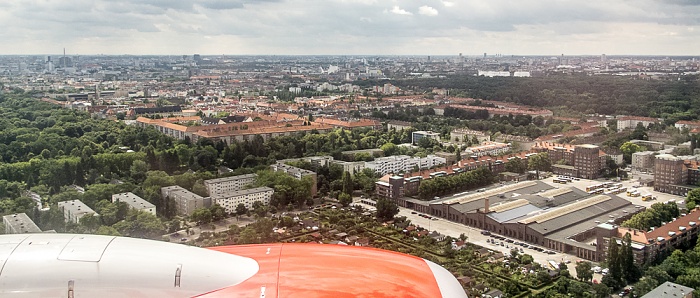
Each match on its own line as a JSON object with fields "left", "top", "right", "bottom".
{"left": 0, "top": 0, "right": 698, "bottom": 56}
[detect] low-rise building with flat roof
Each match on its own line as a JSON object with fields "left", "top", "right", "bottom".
{"left": 57, "top": 200, "right": 98, "bottom": 224}
{"left": 412, "top": 131, "right": 440, "bottom": 145}
{"left": 112, "top": 192, "right": 156, "bottom": 215}
{"left": 3, "top": 213, "right": 41, "bottom": 234}
{"left": 641, "top": 281, "right": 693, "bottom": 298}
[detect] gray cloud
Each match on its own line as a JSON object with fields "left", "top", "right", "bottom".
{"left": 0, "top": 0, "right": 697, "bottom": 55}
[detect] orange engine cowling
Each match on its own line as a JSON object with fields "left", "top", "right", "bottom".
{"left": 0, "top": 234, "right": 467, "bottom": 298}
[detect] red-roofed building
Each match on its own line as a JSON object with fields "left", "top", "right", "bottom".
{"left": 617, "top": 116, "right": 660, "bottom": 131}
{"left": 675, "top": 120, "right": 700, "bottom": 131}
{"left": 596, "top": 208, "right": 700, "bottom": 264}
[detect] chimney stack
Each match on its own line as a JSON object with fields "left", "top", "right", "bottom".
{"left": 484, "top": 198, "right": 490, "bottom": 213}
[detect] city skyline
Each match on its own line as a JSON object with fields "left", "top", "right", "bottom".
{"left": 0, "top": 0, "right": 698, "bottom": 56}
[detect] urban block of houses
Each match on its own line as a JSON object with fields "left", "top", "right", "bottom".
{"left": 57, "top": 200, "right": 98, "bottom": 224}
{"left": 112, "top": 192, "right": 156, "bottom": 215}
{"left": 136, "top": 116, "right": 335, "bottom": 145}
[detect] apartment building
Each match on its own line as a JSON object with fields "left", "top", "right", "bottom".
{"left": 204, "top": 174, "right": 257, "bottom": 197}
{"left": 616, "top": 116, "right": 660, "bottom": 131}
{"left": 3, "top": 213, "right": 41, "bottom": 234}
{"left": 161, "top": 186, "right": 209, "bottom": 216}
{"left": 532, "top": 142, "right": 606, "bottom": 179}
{"left": 641, "top": 282, "right": 694, "bottom": 298}
{"left": 674, "top": 120, "right": 700, "bottom": 131}
{"left": 464, "top": 142, "right": 511, "bottom": 157}
{"left": 412, "top": 131, "right": 440, "bottom": 145}
{"left": 212, "top": 186, "right": 274, "bottom": 213}
{"left": 112, "top": 192, "right": 156, "bottom": 215}
{"left": 654, "top": 154, "right": 689, "bottom": 195}
{"left": 137, "top": 117, "right": 334, "bottom": 144}
{"left": 57, "top": 200, "right": 98, "bottom": 224}
{"left": 270, "top": 163, "right": 318, "bottom": 197}
{"left": 597, "top": 208, "right": 700, "bottom": 264}
{"left": 331, "top": 160, "right": 366, "bottom": 175}
{"left": 574, "top": 144, "right": 604, "bottom": 179}
{"left": 632, "top": 151, "right": 656, "bottom": 171}
{"left": 450, "top": 129, "right": 490, "bottom": 144}
{"left": 365, "top": 155, "right": 446, "bottom": 176}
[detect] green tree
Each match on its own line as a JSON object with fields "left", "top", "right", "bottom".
{"left": 190, "top": 208, "right": 212, "bottom": 225}
{"left": 375, "top": 198, "right": 398, "bottom": 222}
{"left": 342, "top": 171, "right": 353, "bottom": 195}
{"left": 380, "top": 142, "right": 398, "bottom": 156}
{"left": 621, "top": 232, "right": 641, "bottom": 282}
{"left": 592, "top": 283, "right": 611, "bottom": 298}
{"left": 575, "top": 261, "right": 593, "bottom": 282}
{"left": 129, "top": 160, "right": 149, "bottom": 183}
{"left": 235, "top": 203, "right": 247, "bottom": 220}
{"left": 686, "top": 188, "right": 700, "bottom": 210}
{"left": 603, "top": 240, "right": 624, "bottom": 289}
{"left": 620, "top": 142, "right": 645, "bottom": 164}
{"left": 338, "top": 193, "right": 352, "bottom": 207}
{"left": 505, "top": 157, "right": 526, "bottom": 174}
{"left": 528, "top": 152, "right": 551, "bottom": 179}
{"left": 210, "top": 204, "right": 226, "bottom": 222}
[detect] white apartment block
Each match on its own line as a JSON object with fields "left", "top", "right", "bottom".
{"left": 450, "top": 129, "right": 490, "bottom": 144}
{"left": 331, "top": 160, "right": 366, "bottom": 175}
{"left": 412, "top": 131, "right": 441, "bottom": 145}
{"left": 616, "top": 116, "right": 660, "bottom": 131}
{"left": 464, "top": 142, "right": 512, "bottom": 157}
{"left": 204, "top": 174, "right": 257, "bottom": 197}
{"left": 365, "top": 155, "right": 446, "bottom": 175}
{"left": 3, "top": 213, "right": 41, "bottom": 234}
{"left": 632, "top": 151, "right": 656, "bottom": 171}
{"left": 212, "top": 187, "right": 274, "bottom": 213}
{"left": 161, "top": 186, "right": 207, "bottom": 216}
{"left": 112, "top": 192, "right": 156, "bottom": 215}
{"left": 57, "top": 200, "right": 98, "bottom": 224}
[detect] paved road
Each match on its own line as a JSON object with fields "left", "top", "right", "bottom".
{"left": 393, "top": 206, "right": 581, "bottom": 278}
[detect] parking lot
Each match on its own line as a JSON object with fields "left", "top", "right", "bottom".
{"left": 542, "top": 174, "right": 685, "bottom": 209}
{"left": 396, "top": 207, "right": 582, "bottom": 279}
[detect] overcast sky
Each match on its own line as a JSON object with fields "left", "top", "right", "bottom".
{"left": 0, "top": 0, "right": 698, "bottom": 55}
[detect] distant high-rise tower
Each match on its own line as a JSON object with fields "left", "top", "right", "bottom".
{"left": 194, "top": 54, "right": 201, "bottom": 62}
{"left": 427, "top": 56, "right": 431, "bottom": 62}
{"left": 483, "top": 53, "right": 487, "bottom": 58}
{"left": 601, "top": 54, "right": 606, "bottom": 63}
